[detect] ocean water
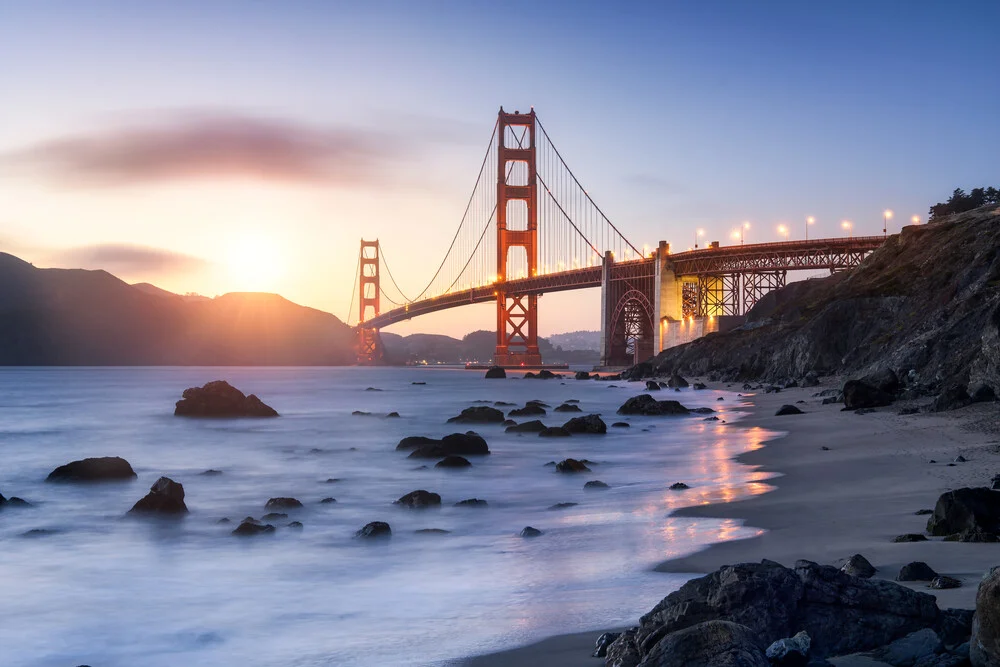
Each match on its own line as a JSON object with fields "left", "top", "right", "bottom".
{"left": 0, "top": 367, "right": 777, "bottom": 667}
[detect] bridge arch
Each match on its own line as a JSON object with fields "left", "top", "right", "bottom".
{"left": 604, "top": 288, "right": 655, "bottom": 367}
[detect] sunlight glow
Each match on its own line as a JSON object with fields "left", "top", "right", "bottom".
{"left": 225, "top": 234, "right": 285, "bottom": 291}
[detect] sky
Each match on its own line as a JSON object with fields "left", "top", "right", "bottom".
{"left": 1, "top": 1, "right": 998, "bottom": 337}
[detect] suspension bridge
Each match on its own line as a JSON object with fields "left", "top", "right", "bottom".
{"left": 347, "top": 108, "right": 886, "bottom": 368}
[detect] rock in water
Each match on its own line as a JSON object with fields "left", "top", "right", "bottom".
{"left": 765, "top": 630, "right": 811, "bottom": 667}
{"left": 775, "top": 404, "right": 803, "bottom": 416}
{"left": 646, "top": 380, "right": 661, "bottom": 391}
{"left": 670, "top": 482, "right": 690, "bottom": 490}
{"left": 897, "top": 562, "right": 938, "bottom": 582}
{"left": 562, "top": 414, "right": 607, "bottom": 434}
{"left": 575, "top": 371, "right": 592, "bottom": 380}
{"left": 842, "top": 379, "right": 893, "bottom": 410}
{"left": 642, "top": 620, "right": 768, "bottom": 667}
{"left": 128, "top": 477, "right": 188, "bottom": 515}
{"left": 617, "top": 394, "right": 690, "bottom": 416}
{"left": 394, "top": 490, "right": 441, "bottom": 508}
{"left": 405, "top": 432, "right": 491, "bottom": 458}
{"left": 505, "top": 420, "right": 547, "bottom": 433}
{"left": 174, "top": 380, "right": 278, "bottom": 417}
{"left": 554, "top": 403, "right": 582, "bottom": 413}
{"left": 484, "top": 366, "right": 506, "bottom": 379}
{"left": 508, "top": 404, "right": 546, "bottom": 417}
{"left": 538, "top": 426, "right": 571, "bottom": 438}
{"left": 265, "top": 497, "right": 303, "bottom": 510}
{"left": 555, "top": 458, "right": 591, "bottom": 473}
{"left": 232, "top": 519, "right": 275, "bottom": 536}
{"left": 447, "top": 406, "right": 505, "bottom": 424}
{"left": 520, "top": 526, "right": 543, "bottom": 537}
{"left": 841, "top": 553, "right": 877, "bottom": 578}
{"left": 972, "top": 567, "right": 1000, "bottom": 666}
{"left": 46, "top": 456, "right": 137, "bottom": 483}
{"left": 454, "top": 498, "right": 488, "bottom": 507}
{"left": 927, "top": 487, "right": 1000, "bottom": 537}
{"left": 435, "top": 456, "right": 471, "bottom": 468}
{"left": 584, "top": 480, "right": 609, "bottom": 490}
{"left": 592, "top": 631, "right": 621, "bottom": 658}
{"left": 929, "top": 575, "right": 962, "bottom": 590}
{"left": 355, "top": 521, "right": 391, "bottom": 538}
{"left": 668, "top": 373, "right": 690, "bottom": 388}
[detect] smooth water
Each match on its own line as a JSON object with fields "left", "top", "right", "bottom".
{"left": 0, "top": 367, "right": 777, "bottom": 667}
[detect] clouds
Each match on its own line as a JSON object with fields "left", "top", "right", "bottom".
{"left": 1, "top": 111, "right": 401, "bottom": 187}
{"left": 58, "top": 243, "right": 210, "bottom": 276}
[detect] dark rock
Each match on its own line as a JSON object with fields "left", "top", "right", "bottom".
{"left": 717, "top": 396, "right": 725, "bottom": 401}
{"left": 862, "top": 368, "right": 901, "bottom": 395}
{"left": 971, "top": 568, "right": 1000, "bottom": 666}
{"left": 575, "top": 371, "right": 591, "bottom": 380}
{"left": 351, "top": 410, "right": 371, "bottom": 416}
{"left": 538, "top": 427, "right": 571, "bottom": 438}
{"left": 937, "top": 608, "right": 974, "bottom": 647}
{"left": 509, "top": 404, "right": 546, "bottom": 417}
{"left": 365, "top": 387, "right": 382, "bottom": 392}
{"left": 841, "top": 554, "right": 877, "bottom": 578}
{"left": 447, "top": 406, "right": 505, "bottom": 424}
{"left": 562, "top": 414, "right": 607, "bottom": 434}
{"left": 765, "top": 630, "right": 811, "bottom": 667}
{"left": 415, "top": 528, "right": 450, "bottom": 534}
{"left": 394, "top": 490, "right": 441, "bottom": 508}
{"left": 915, "top": 509, "right": 933, "bottom": 515}
{"left": 265, "top": 497, "right": 302, "bottom": 510}
{"left": 21, "top": 528, "right": 59, "bottom": 537}
{"left": 869, "top": 628, "right": 942, "bottom": 667}
{"left": 605, "top": 629, "right": 640, "bottom": 667}
{"left": 776, "top": 404, "right": 804, "bottom": 416}
{"left": 435, "top": 456, "right": 471, "bottom": 468}
{"left": 412, "top": 381, "right": 426, "bottom": 385}
{"left": 324, "top": 478, "right": 340, "bottom": 484}
{"left": 495, "top": 401, "right": 516, "bottom": 406}
{"left": 174, "top": 380, "right": 278, "bottom": 417}
{"left": 355, "top": 521, "right": 391, "bottom": 538}
{"left": 524, "top": 370, "right": 560, "bottom": 380}
{"left": 46, "top": 456, "right": 137, "bottom": 483}
{"left": 385, "top": 412, "right": 400, "bottom": 418}
{"left": 407, "top": 432, "right": 491, "bottom": 458}
{"left": 690, "top": 407, "right": 715, "bottom": 414}
{"left": 646, "top": 380, "right": 662, "bottom": 391}
{"left": 617, "top": 394, "right": 690, "bottom": 416}
{"left": 899, "top": 407, "right": 920, "bottom": 415}
{"left": 945, "top": 526, "right": 1000, "bottom": 542}
{"left": 200, "top": 469, "right": 223, "bottom": 476}
{"left": 261, "top": 512, "right": 287, "bottom": 521}
{"left": 502, "top": 419, "right": 517, "bottom": 427}
{"left": 693, "top": 382, "right": 708, "bottom": 390}
{"left": 612, "top": 421, "right": 631, "bottom": 428}
{"left": 643, "top": 620, "right": 768, "bottom": 667}
{"left": 287, "top": 521, "right": 303, "bottom": 528}
{"left": 668, "top": 373, "right": 690, "bottom": 388}
{"left": 526, "top": 400, "right": 550, "bottom": 408}
{"left": 232, "top": 520, "right": 275, "bottom": 536}
{"left": 592, "top": 631, "right": 621, "bottom": 658}
{"left": 955, "top": 455, "right": 968, "bottom": 463}
{"left": 670, "top": 482, "right": 690, "bottom": 490}
{"left": 555, "top": 458, "right": 591, "bottom": 473}
{"left": 549, "top": 502, "right": 578, "bottom": 510}
{"left": 842, "top": 380, "right": 893, "bottom": 410}
{"left": 934, "top": 384, "right": 972, "bottom": 412}
{"left": 319, "top": 497, "right": 336, "bottom": 504}
{"left": 584, "top": 480, "right": 610, "bottom": 489}
{"left": 893, "top": 533, "right": 929, "bottom": 543}
{"left": 929, "top": 576, "right": 962, "bottom": 590}
{"left": 128, "top": 477, "right": 188, "bottom": 515}
{"left": 396, "top": 435, "right": 439, "bottom": 450}
{"left": 554, "top": 403, "right": 582, "bottom": 413}
{"left": 520, "top": 526, "right": 543, "bottom": 537}
{"left": 821, "top": 396, "right": 842, "bottom": 405}
{"left": 484, "top": 366, "right": 506, "bottom": 379}
{"left": 898, "top": 562, "right": 939, "bottom": 582}
{"left": 926, "top": 487, "right": 1000, "bottom": 536}
{"left": 802, "top": 372, "right": 820, "bottom": 387}
{"left": 454, "top": 498, "right": 488, "bottom": 507}
{"left": 505, "top": 420, "right": 547, "bottom": 433}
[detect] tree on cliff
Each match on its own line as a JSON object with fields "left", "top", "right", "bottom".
{"left": 929, "top": 186, "right": 1000, "bottom": 221}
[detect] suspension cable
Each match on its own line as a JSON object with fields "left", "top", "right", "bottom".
{"left": 536, "top": 173, "right": 602, "bottom": 257}
{"left": 344, "top": 249, "right": 360, "bottom": 325}
{"left": 377, "top": 243, "right": 415, "bottom": 303}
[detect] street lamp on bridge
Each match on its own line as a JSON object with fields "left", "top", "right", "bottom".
{"left": 695, "top": 228, "right": 704, "bottom": 249}
{"left": 731, "top": 221, "right": 750, "bottom": 245}
{"left": 777, "top": 224, "right": 789, "bottom": 241}
{"left": 806, "top": 216, "right": 815, "bottom": 240}
{"left": 883, "top": 209, "right": 893, "bottom": 237}
{"left": 841, "top": 220, "right": 853, "bottom": 239}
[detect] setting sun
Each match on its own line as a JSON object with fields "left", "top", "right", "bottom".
{"left": 225, "top": 235, "right": 284, "bottom": 291}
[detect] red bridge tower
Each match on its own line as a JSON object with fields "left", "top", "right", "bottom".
{"left": 356, "top": 239, "right": 383, "bottom": 364}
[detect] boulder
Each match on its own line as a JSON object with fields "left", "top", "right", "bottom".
{"left": 841, "top": 554, "right": 877, "bottom": 578}
{"left": 506, "top": 420, "right": 547, "bottom": 433}
{"left": 862, "top": 368, "right": 901, "bottom": 395}
{"left": 693, "top": 382, "right": 708, "bottom": 390}
{"left": 585, "top": 480, "right": 610, "bottom": 490}
{"left": 776, "top": 404, "right": 804, "bottom": 416}
{"left": 646, "top": 380, "right": 662, "bottom": 391}
{"left": 538, "top": 426, "right": 571, "bottom": 438}
{"left": 524, "top": 370, "right": 560, "bottom": 380}
{"left": 893, "top": 533, "right": 928, "bottom": 543}
{"left": 554, "top": 403, "right": 582, "bottom": 413}
{"left": 575, "top": 371, "right": 592, "bottom": 380}
{"left": 612, "top": 422, "right": 631, "bottom": 428}
{"left": 509, "top": 404, "right": 546, "bottom": 417}
{"left": 127, "top": 477, "right": 188, "bottom": 515}
{"left": 605, "top": 629, "right": 641, "bottom": 667}
{"left": 869, "top": 628, "right": 942, "bottom": 667}
{"left": 668, "top": 373, "right": 690, "bottom": 388}
{"left": 407, "top": 432, "right": 491, "bottom": 458}
{"left": 261, "top": 512, "right": 287, "bottom": 521}
{"left": 435, "top": 456, "right": 471, "bottom": 468}
{"left": 971, "top": 568, "right": 1000, "bottom": 666}
{"left": 355, "top": 521, "right": 391, "bottom": 538}
{"left": 802, "top": 372, "right": 820, "bottom": 387}
{"left": 232, "top": 519, "right": 274, "bottom": 536}
{"left": 670, "top": 482, "right": 690, "bottom": 490}
{"left": 484, "top": 366, "right": 506, "bottom": 379}
{"left": 926, "top": 487, "right": 1000, "bottom": 536}
{"left": 617, "top": 394, "right": 690, "bottom": 416}
{"left": 520, "top": 526, "right": 543, "bottom": 537}
{"left": 555, "top": 458, "right": 591, "bottom": 473}
{"left": 765, "top": 631, "right": 811, "bottom": 667}
{"left": 320, "top": 497, "right": 336, "bottom": 504}
{"left": 593, "top": 631, "right": 620, "bottom": 658}
{"left": 396, "top": 435, "right": 439, "bottom": 450}
{"left": 394, "top": 490, "right": 441, "bottom": 508}
{"left": 447, "top": 406, "right": 505, "bottom": 424}
{"left": 642, "top": 620, "right": 768, "bottom": 667}
{"left": 454, "top": 498, "right": 488, "bottom": 507}
{"left": 842, "top": 380, "right": 893, "bottom": 410}
{"left": 265, "top": 497, "right": 303, "bottom": 510}
{"left": 174, "top": 380, "right": 278, "bottom": 417}
{"left": 930, "top": 576, "right": 962, "bottom": 590}
{"left": 563, "top": 414, "right": 607, "bottom": 434}
{"left": 898, "top": 563, "right": 939, "bottom": 582}
{"left": 46, "top": 456, "right": 137, "bottom": 483}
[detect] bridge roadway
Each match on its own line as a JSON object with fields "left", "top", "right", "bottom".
{"left": 362, "top": 235, "right": 887, "bottom": 331}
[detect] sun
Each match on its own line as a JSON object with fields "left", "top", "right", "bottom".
{"left": 225, "top": 235, "right": 284, "bottom": 292}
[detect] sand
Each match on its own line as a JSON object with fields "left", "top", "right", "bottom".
{"left": 454, "top": 381, "right": 1000, "bottom": 666}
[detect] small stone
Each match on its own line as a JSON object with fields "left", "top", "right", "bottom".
{"left": 897, "top": 562, "right": 938, "bottom": 582}
{"left": 841, "top": 553, "right": 876, "bottom": 578}
{"left": 355, "top": 521, "right": 391, "bottom": 538}
{"left": 584, "top": 480, "right": 610, "bottom": 490}
{"left": 892, "top": 533, "right": 928, "bottom": 543}
{"left": 454, "top": 498, "right": 488, "bottom": 507}
{"left": 520, "top": 526, "right": 543, "bottom": 537}
{"left": 232, "top": 520, "right": 275, "bottom": 536}
{"left": 555, "top": 458, "right": 590, "bottom": 473}
{"left": 319, "top": 497, "right": 336, "bottom": 504}
{"left": 669, "top": 482, "right": 689, "bottom": 490}
{"left": 929, "top": 575, "right": 961, "bottom": 589}
{"left": 548, "top": 502, "right": 578, "bottom": 510}
{"left": 287, "top": 521, "right": 303, "bottom": 529}
{"left": 775, "top": 404, "right": 803, "bottom": 416}
{"left": 265, "top": 497, "right": 302, "bottom": 510}
{"left": 394, "top": 490, "right": 441, "bottom": 508}
{"left": 955, "top": 455, "right": 967, "bottom": 463}
{"left": 612, "top": 422, "right": 631, "bottom": 428}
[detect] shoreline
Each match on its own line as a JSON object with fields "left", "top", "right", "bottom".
{"left": 455, "top": 379, "right": 999, "bottom": 666}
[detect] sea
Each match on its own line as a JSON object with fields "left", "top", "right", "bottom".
{"left": 0, "top": 367, "right": 778, "bottom": 667}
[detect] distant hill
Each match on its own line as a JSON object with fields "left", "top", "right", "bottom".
{"left": 546, "top": 330, "right": 600, "bottom": 351}
{"left": 382, "top": 329, "right": 600, "bottom": 365}
{"left": 0, "top": 252, "right": 356, "bottom": 365}
{"left": 131, "top": 282, "right": 210, "bottom": 302}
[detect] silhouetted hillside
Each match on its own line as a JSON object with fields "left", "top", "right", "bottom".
{"left": 382, "top": 329, "right": 600, "bottom": 365}
{"left": 0, "top": 253, "right": 356, "bottom": 365}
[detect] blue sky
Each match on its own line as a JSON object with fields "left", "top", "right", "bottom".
{"left": 1, "top": 1, "right": 997, "bottom": 335}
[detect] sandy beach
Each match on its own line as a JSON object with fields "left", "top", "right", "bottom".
{"left": 456, "top": 380, "right": 999, "bottom": 666}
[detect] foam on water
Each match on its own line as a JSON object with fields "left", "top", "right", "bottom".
{"left": 0, "top": 367, "right": 776, "bottom": 666}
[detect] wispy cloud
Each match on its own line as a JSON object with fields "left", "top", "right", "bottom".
{"left": 1, "top": 111, "right": 400, "bottom": 187}
{"left": 58, "top": 243, "right": 210, "bottom": 276}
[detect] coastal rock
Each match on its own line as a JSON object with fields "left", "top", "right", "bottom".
{"left": 174, "top": 380, "right": 278, "bottom": 417}
{"left": 355, "top": 521, "right": 391, "bottom": 538}
{"left": 668, "top": 373, "right": 690, "bottom": 388}
{"left": 929, "top": 576, "right": 962, "bottom": 590}
{"left": 520, "top": 526, "right": 543, "bottom": 537}
{"left": 646, "top": 380, "right": 661, "bottom": 391}
{"left": 576, "top": 371, "right": 592, "bottom": 380}
{"left": 435, "top": 456, "right": 471, "bottom": 468}
{"left": 554, "top": 403, "right": 582, "bottom": 413}
{"left": 484, "top": 367, "right": 506, "bottom": 379}
{"left": 394, "top": 490, "right": 441, "bottom": 508}
{"left": 127, "top": 477, "right": 188, "bottom": 515}
{"left": 926, "top": 487, "right": 1000, "bottom": 536}
{"left": 669, "top": 482, "right": 690, "bottom": 490}
{"left": 612, "top": 422, "right": 631, "bottom": 428}
{"left": 803, "top": 372, "right": 820, "bottom": 387}
{"left": 934, "top": 384, "right": 972, "bottom": 412}
{"left": 842, "top": 380, "right": 893, "bottom": 410}
{"left": 945, "top": 527, "right": 1000, "bottom": 542}
{"left": 593, "top": 632, "right": 621, "bottom": 658}
{"left": 265, "top": 497, "right": 303, "bottom": 510}
{"left": 262, "top": 512, "right": 287, "bottom": 521}
{"left": 454, "top": 498, "right": 488, "bottom": 507}
{"left": 524, "top": 370, "right": 560, "bottom": 380}
{"left": 509, "top": 404, "right": 546, "bottom": 417}
{"left": 505, "top": 420, "right": 547, "bottom": 433}
{"left": 563, "top": 414, "right": 607, "bottom": 434}
{"left": 447, "top": 406, "right": 505, "bottom": 424}
{"left": 319, "top": 497, "right": 336, "bottom": 504}
{"left": 538, "top": 426, "right": 571, "bottom": 438}
{"left": 898, "top": 562, "right": 939, "bottom": 582}
{"left": 862, "top": 368, "right": 901, "bottom": 396}
{"left": 585, "top": 480, "right": 610, "bottom": 489}
{"left": 407, "top": 432, "right": 491, "bottom": 458}
{"left": 693, "top": 382, "right": 708, "bottom": 390}
{"left": 617, "top": 394, "right": 690, "bottom": 416}
{"left": 776, "top": 404, "right": 804, "bottom": 416}
{"left": 46, "top": 456, "right": 137, "bottom": 483}
{"left": 765, "top": 631, "right": 811, "bottom": 667}
{"left": 971, "top": 567, "right": 1000, "bottom": 666}
{"left": 555, "top": 458, "right": 591, "bottom": 473}
{"left": 550, "top": 502, "right": 578, "bottom": 510}
{"left": 396, "top": 435, "right": 439, "bottom": 450}
{"left": 642, "top": 620, "right": 768, "bottom": 667}
{"left": 893, "top": 533, "right": 928, "bottom": 543}
{"left": 841, "top": 554, "right": 877, "bottom": 578}
{"left": 232, "top": 519, "right": 275, "bottom": 536}
{"left": 605, "top": 629, "right": 640, "bottom": 667}
{"left": 869, "top": 628, "right": 942, "bottom": 667}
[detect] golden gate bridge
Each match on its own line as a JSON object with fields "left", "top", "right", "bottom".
{"left": 345, "top": 108, "right": 886, "bottom": 368}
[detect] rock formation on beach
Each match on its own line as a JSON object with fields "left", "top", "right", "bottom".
{"left": 46, "top": 456, "right": 137, "bottom": 482}
{"left": 174, "top": 380, "right": 278, "bottom": 417}
{"left": 128, "top": 477, "right": 188, "bottom": 515}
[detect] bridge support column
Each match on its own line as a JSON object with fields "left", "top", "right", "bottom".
{"left": 598, "top": 251, "right": 613, "bottom": 367}
{"left": 356, "top": 239, "right": 384, "bottom": 365}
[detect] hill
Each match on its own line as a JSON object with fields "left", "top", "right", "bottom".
{"left": 0, "top": 253, "right": 356, "bottom": 365}
{"left": 381, "top": 329, "right": 600, "bottom": 365}
{"left": 629, "top": 206, "right": 1000, "bottom": 400}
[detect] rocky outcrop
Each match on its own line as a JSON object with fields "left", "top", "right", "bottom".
{"left": 617, "top": 394, "right": 690, "bottom": 416}
{"left": 174, "top": 380, "right": 278, "bottom": 417}
{"left": 775, "top": 404, "right": 803, "bottom": 415}
{"left": 520, "top": 526, "right": 543, "bottom": 537}
{"left": 128, "top": 476, "right": 187, "bottom": 515}
{"left": 555, "top": 458, "right": 591, "bottom": 473}
{"left": 435, "top": 455, "right": 471, "bottom": 468}
{"left": 927, "top": 487, "right": 1000, "bottom": 537}
{"left": 898, "top": 562, "right": 939, "bottom": 582}
{"left": 402, "top": 432, "right": 491, "bottom": 458}
{"left": 645, "top": 621, "right": 768, "bottom": 667}
{"left": 484, "top": 366, "right": 506, "bottom": 379}
{"left": 538, "top": 426, "right": 571, "bottom": 437}
{"left": 232, "top": 518, "right": 275, "bottom": 536}
{"left": 356, "top": 521, "right": 391, "bottom": 538}
{"left": 563, "top": 414, "right": 607, "bottom": 434}
{"left": 509, "top": 404, "right": 546, "bottom": 417}
{"left": 554, "top": 403, "right": 582, "bottom": 413}
{"left": 454, "top": 498, "right": 488, "bottom": 507}
{"left": 843, "top": 380, "right": 894, "bottom": 410}
{"left": 46, "top": 456, "right": 137, "bottom": 482}
{"left": 394, "top": 490, "right": 441, "bottom": 508}
{"left": 971, "top": 567, "right": 1000, "bottom": 666}
{"left": 447, "top": 406, "right": 505, "bottom": 423}
{"left": 841, "top": 553, "right": 876, "bottom": 578}
{"left": 645, "top": 380, "right": 661, "bottom": 391}
{"left": 265, "top": 497, "right": 303, "bottom": 510}
{"left": 765, "top": 631, "right": 811, "bottom": 667}
{"left": 506, "top": 420, "right": 547, "bottom": 433}
{"left": 668, "top": 373, "right": 689, "bottom": 388}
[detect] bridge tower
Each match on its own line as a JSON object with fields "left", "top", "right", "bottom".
{"left": 356, "top": 239, "right": 383, "bottom": 365}
{"left": 494, "top": 108, "right": 542, "bottom": 367}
